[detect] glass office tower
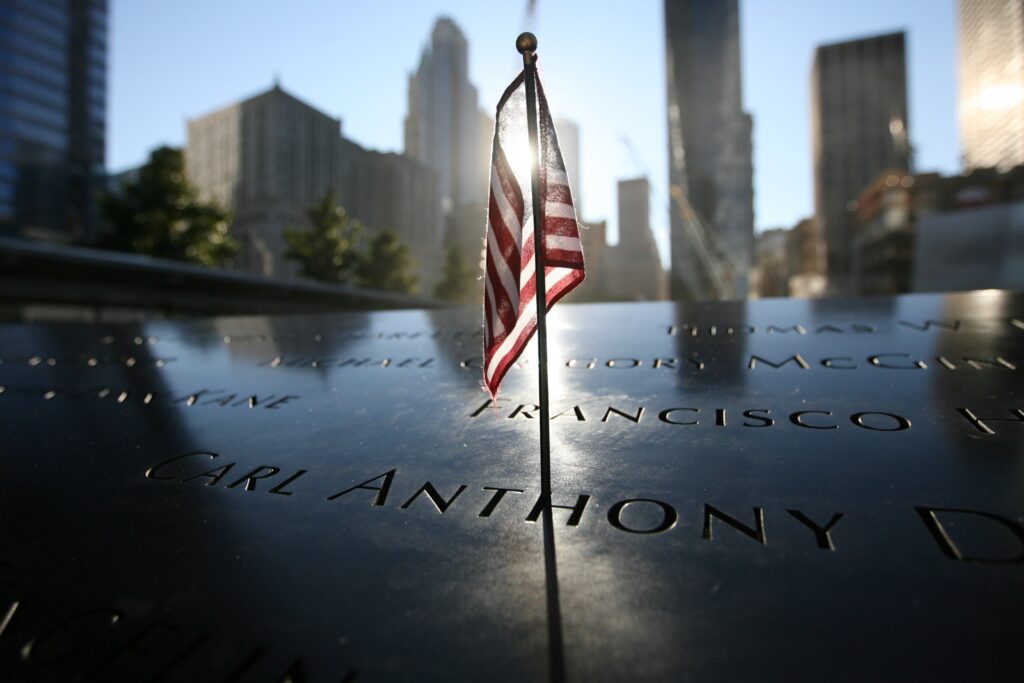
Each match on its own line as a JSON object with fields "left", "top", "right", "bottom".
{"left": 811, "top": 32, "right": 908, "bottom": 295}
{"left": 957, "top": 0, "right": 1024, "bottom": 171}
{"left": 0, "top": 0, "right": 107, "bottom": 241}
{"left": 665, "top": 0, "right": 754, "bottom": 301}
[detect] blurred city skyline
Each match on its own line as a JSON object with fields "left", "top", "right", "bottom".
{"left": 106, "top": 0, "right": 958, "bottom": 266}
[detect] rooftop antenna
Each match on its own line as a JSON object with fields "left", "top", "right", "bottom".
{"left": 522, "top": 0, "right": 538, "bottom": 31}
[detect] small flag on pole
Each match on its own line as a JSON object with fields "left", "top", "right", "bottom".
{"left": 483, "top": 52, "right": 585, "bottom": 399}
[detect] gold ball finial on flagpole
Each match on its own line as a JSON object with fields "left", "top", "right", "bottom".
{"left": 516, "top": 32, "right": 537, "bottom": 54}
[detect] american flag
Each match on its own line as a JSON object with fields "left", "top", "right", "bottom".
{"left": 483, "top": 69, "right": 585, "bottom": 398}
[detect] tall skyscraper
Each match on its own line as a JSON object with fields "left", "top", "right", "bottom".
{"left": 957, "top": 0, "right": 1024, "bottom": 171}
{"left": 573, "top": 219, "right": 608, "bottom": 301}
{"left": 554, "top": 118, "right": 582, "bottom": 215}
{"left": 811, "top": 32, "right": 908, "bottom": 295}
{"left": 608, "top": 177, "right": 666, "bottom": 300}
{"left": 664, "top": 0, "right": 753, "bottom": 301}
{"left": 0, "top": 0, "right": 107, "bottom": 241}
{"left": 404, "top": 17, "right": 483, "bottom": 211}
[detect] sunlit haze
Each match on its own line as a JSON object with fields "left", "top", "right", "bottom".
{"left": 108, "top": 0, "right": 958, "bottom": 266}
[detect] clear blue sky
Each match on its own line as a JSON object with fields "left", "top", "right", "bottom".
{"left": 107, "top": 0, "right": 959, "bottom": 263}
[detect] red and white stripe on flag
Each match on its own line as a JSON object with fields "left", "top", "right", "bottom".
{"left": 483, "top": 69, "right": 585, "bottom": 398}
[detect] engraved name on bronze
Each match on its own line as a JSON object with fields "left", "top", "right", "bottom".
{"left": 956, "top": 408, "right": 1024, "bottom": 435}
{"left": 0, "top": 354, "right": 177, "bottom": 368}
{"left": 87, "top": 316, "right": 1024, "bottom": 348}
{"left": 468, "top": 399, "right": 913, "bottom": 431}
{"left": 68, "top": 315, "right": 1019, "bottom": 352}
{"left": 0, "top": 582, "right": 355, "bottom": 681}
{"left": 0, "top": 386, "right": 299, "bottom": 410}
{"left": 667, "top": 318, "right": 1024, "bottom": 335}
{"left": 251, "top": 353, "right": 1019, "bottom": 372}
{"left": 143, "top": 454, "right": 1024, "bottom": 564}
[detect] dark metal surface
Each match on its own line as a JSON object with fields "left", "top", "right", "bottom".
{"left": 0, "top": 290, "right": 1022, "bottom": 680}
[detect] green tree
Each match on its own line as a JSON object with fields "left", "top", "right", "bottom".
{"left": 356, "top": 230, "right": 419, "bottom": 295}
{"left": 434, "top": 244, "right": 478, "bottom": 303}
{"left": 283, "top": 191, "right": 364, "bottom": 283}
{"left": 98, "top": 146, "right": 235, "bottom": 266}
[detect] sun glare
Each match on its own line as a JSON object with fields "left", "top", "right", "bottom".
{"left": 500, "top": 110, "right": 535, "bottom": 181}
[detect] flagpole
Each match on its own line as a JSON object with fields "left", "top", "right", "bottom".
{"left": 518, "top": 32, "right": 566, "bottom": 683}
{"left": 517, "top": 32, "right": 552, "bottom": 499}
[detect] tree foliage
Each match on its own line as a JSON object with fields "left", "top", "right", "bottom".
{"left": 283, "top": 192, "right": 364, "bottom": 284}
{"left": 285, "top": 192, "right": 419, "bottom": 294}
{"left": 356, "top": 230, "right": 419, "bottom": 295}
{"left": 434, "top": 244, "right": 478, "bottom": 303}
{"left": 98, "top": 146, "right": 235, "bottom": 266}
